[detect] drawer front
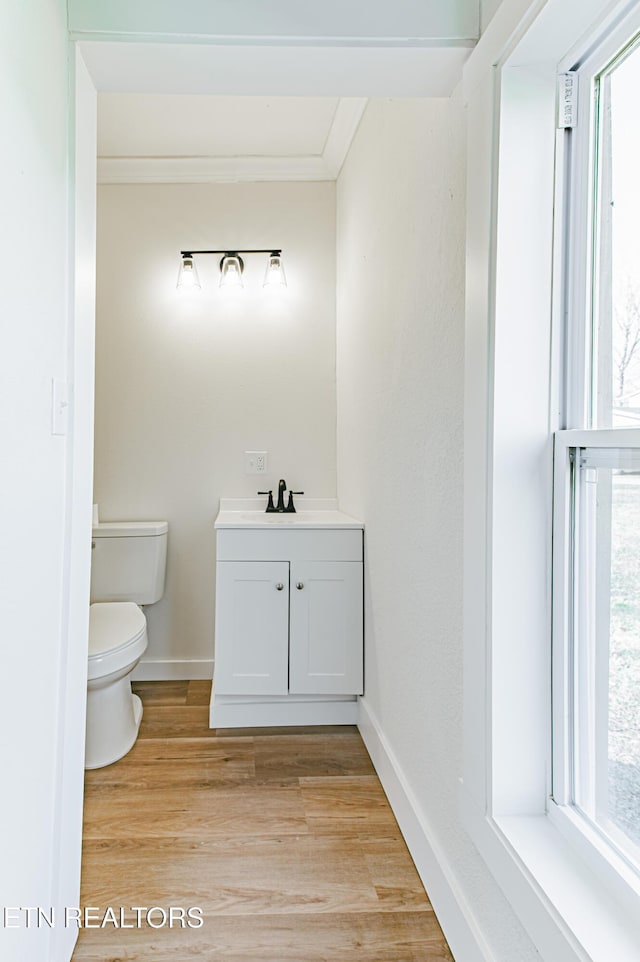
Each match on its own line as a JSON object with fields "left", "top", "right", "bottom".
{"left": 216, "top": 527, "right": 363, "bottom": 562}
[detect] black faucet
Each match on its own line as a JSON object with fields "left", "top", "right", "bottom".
{"left": 276, "top": 479, "right": 287, "bottom": 512}
{"left": 258, "top": 481, "right": 288, "bottom": 512}
{"left": 259, "top": 480, "right": 304, "bottom": 513}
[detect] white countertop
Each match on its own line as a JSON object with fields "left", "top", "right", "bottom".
{"left": 215, "top": 498, "right": 363, "bottom": 529}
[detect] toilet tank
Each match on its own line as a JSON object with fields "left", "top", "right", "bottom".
{"left": 90, "top": 521, "right": 168, "bottom": 604}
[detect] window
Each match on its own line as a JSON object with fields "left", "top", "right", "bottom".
{"left": 462, "top": 0, "right": 640, "bottom": 957}
{"left": 553, "top": 9, "right": 640, "bottom": 890}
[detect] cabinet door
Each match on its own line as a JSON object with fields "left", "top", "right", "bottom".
{"left": 289, "top": 561, "right": 363, "bottom": 695}
{"left": 214, "top": 561, "right": 289, "bottom": 695}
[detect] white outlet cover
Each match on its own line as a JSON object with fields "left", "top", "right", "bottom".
{"left": 244, "top": 451, "right": 268, "bottom": 474}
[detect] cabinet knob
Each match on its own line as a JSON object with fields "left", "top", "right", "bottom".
{"left": 275, "top": 582, "right": 284, "bottom": 591}
{"left": 296, "top": 582, "right": 304, "bottom": 590}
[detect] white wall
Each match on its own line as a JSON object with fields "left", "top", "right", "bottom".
{"left": 336, "top": 98, "right": 540, "bottom": 960}
{"left": 94, "top": 181, "right": 336, "bottom": 677}
{"left": 0, "top": 5, "right": 93, "bottom": 962}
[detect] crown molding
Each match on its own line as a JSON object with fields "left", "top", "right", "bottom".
{"left": 97, "top": 97, "right": 368, "bottom": 184}
{"left": 97, "top": 155, "right": 333, "bottom": 184}
{"left": 322, "top": 98, "right": 367, "bottom": 177}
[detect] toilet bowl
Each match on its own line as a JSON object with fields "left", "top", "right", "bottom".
{"left": 85, "top": 603, "right": 148, "bottom": 769}
{"left": 86, "top": 520, "right": 168, "bottom": 769}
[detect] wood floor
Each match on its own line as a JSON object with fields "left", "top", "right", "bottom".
{"left": 72, "top": 681, "right": 453, "bottom": 962}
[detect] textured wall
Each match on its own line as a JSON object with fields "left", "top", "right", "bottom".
{"left": 337, "top": 98, "right": 466, "bottom": 798}
{"left": 336, "top": 97, "right": 540, "bottom": 960}
{"left": 95, "top": 181, "right": 336, "bottom": 673}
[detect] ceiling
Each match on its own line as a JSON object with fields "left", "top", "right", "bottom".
{"left": 97, "top": 94, "right": 367, "bottom": 183}
{"left": 98, "top": 95, "right": 339, "bottom": 158}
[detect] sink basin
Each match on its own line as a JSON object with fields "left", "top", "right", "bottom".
{"left": 215, "top": 508, "right": 363, "bottom": 529}
{"left": 240, "top": 511, "right": 326, "bottom": 524}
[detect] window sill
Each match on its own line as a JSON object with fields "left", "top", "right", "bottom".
{"left": 461, "top": 789, "right": 640, "bottom": 961}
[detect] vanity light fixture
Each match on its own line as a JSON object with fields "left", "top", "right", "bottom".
{"left": 177, "top": 250, "right": 286, "bottom": 290}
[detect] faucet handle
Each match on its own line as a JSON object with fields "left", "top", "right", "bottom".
{"left": 285, "top": 490, "right": 304, "bottom": 513}
{"left": 258, "top": 490, "right": 276, "bottom": 513}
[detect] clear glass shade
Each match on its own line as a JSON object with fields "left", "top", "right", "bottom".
{"left": 263, "top": 253, "right": 287, "bottom": 288}
{"left": 176, "top": 256, "right": 201, "bottom": 290}
{"left": 219, "top": 254, "right": 244, "bottom": 288}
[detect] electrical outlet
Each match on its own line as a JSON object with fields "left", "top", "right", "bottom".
{"left": 244, "top": 451, "right": 268, "bottom": 475}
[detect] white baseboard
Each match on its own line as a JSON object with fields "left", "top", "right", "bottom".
{"left": 210, "top": 693, "right": 358, "bottom": 728}
{"left": 357, "top": 697, "right": 497, "bottom": 962}
{"left": 131, "top": 659, "right": 213, "bottom": 681}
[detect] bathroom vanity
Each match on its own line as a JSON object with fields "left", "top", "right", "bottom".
{"left": 210, "top": 500, "right": 363, "bottom": 728}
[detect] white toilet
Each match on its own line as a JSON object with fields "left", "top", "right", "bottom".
{"left": 86, "top": 520, "right": 168, "bottom": 769}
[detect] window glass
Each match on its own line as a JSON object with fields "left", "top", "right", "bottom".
{"left": 572, "top": 447, "right": 640, "bottom": 866}
{"left": 594, "top": 38, "right": 640, "bottom": 427}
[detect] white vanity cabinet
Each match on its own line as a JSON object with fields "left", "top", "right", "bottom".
{"left": 210, "top": 511, "right": 363, "bottom": 729}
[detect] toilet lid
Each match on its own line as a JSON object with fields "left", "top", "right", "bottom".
{"left": 89, "top": 602, "right": 146, "bottom": 657}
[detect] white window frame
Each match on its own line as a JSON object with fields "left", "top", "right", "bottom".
{"left": 552, "top": 429, "right": 640, "bottom": 918}
{"left": 462, "top": 1, "right": 640, "bottom": 959}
